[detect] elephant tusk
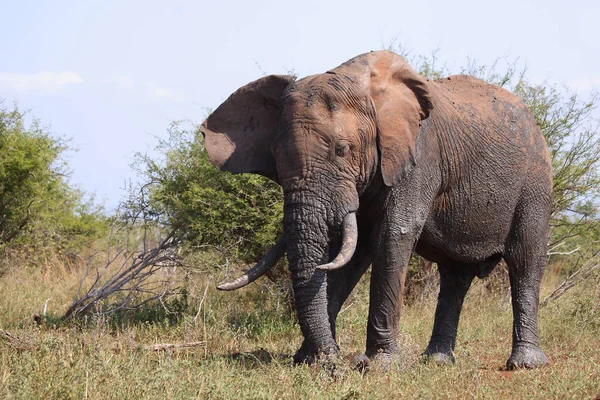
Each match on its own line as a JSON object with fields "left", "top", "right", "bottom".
{"left": 316, "top": 212, "right": 358, "bottom": 271}
{"left": 217, "top": 234, "right": 286, "bottom": 291}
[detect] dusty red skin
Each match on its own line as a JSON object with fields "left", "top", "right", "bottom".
{"left": 201, "top": 50, "right": 552, "bottom": 371}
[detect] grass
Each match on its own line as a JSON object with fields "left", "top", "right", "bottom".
{"left": 1, "top": 258, "right": 599, "bottom": 399}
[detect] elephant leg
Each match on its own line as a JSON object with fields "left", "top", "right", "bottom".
{"left": 504, "top": 201, "right": 549, "bottom": 369}
{"left": 363, "top": 232, "right": 416, "bottom": 369}
{"left": 292, "top": 244, "right": 371, "bottom": 366}
{"left": 422, "top": 261, "right": 477, "bottom": 365}
{"left": 326, "top": 241, "right": 372, "bottom": 340}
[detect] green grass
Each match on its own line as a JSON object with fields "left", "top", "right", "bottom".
{"left": 1, "top": 262, "right": 599, "bottom": 399}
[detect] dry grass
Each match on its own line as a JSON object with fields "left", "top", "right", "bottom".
{"left": 0, "top": 257, "right": 599, "bottom": 399}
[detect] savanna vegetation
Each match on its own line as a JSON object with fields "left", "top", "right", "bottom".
{"left": 0, "top": 103, "right": 106, "bottom": 271}
{"left": 1, "top": 50, "right": 599, "bottom": 399}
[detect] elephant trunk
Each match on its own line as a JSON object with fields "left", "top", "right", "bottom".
{"left": 284, "top": 201, "right": 338, "bottom": 357}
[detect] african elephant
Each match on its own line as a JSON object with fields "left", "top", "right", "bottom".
{"left": 200, "top": 50, "right": 552, "bottom": 370}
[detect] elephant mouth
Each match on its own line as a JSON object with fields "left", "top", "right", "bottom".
{"left": 316, "top": 212, "right": 358, "bottom": 271}
{"left": 216, "top": 212, "right": 358, "bottom": 290}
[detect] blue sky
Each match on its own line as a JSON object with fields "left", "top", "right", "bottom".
{"left": 1, "top": 0, "right": 599, "bottom": 211}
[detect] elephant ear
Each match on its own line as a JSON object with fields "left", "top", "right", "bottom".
{"left": 200, "top": 75, "right": 296, "bottom": 183}
{"left": 336, "top": 51, "right": 433, "bottom": 186}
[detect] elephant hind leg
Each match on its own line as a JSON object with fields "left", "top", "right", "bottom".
{"left": 422, "top": 260, "right": 478, "bottom": 365}
{"left": 503, "top": 198, "right": 550, "bottom": 369}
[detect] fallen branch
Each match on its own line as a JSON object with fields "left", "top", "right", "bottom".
{"left": 141, "top": 341, "right": 206, "bottom": 351}
{"left": 0, "top": 328, "right": 37, "bottom": 351}
{"left": 0, "top": 328, "right": 20, "bottom": 342}
{"left": 63, "top": 223, "right": 184, "bottom": 321}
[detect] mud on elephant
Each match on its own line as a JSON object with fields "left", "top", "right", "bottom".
{"left": 200, "top": 50, "right": 552, "bottom": 370}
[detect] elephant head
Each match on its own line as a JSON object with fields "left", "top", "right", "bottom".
{"left": 200, "top": 50, "right": 433, "bottom": 360}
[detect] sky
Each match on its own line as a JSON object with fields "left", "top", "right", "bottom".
{"left": 1, "top": 0, "right": 599, "bottom": 212}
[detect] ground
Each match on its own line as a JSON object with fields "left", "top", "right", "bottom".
{"left": 0, "top": 261, "right": 599, "bottom": 399}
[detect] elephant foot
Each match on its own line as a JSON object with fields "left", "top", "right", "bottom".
{"left": 354, "top": 351, "right": 406, "bottom": 373}
{"left": 506, "top": 344, "right": 548, "bottom": 370}
{"left": 421, "top": 351, "right": 455, "bottom": 366}
{"left": 292, "top": 341, "right": 340, "bottom": 367}
{"left": 370, "top": 352, "right": 396, "bottom": 372}
{"left": 421, "top": 344, "right": 455, "bottom": 366}
{"left": 350, "top": 352, "right": 370, "bottom": 373}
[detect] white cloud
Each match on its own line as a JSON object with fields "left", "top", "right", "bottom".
{"left": 0, "top": 71, "right": 84, "bottom": 92}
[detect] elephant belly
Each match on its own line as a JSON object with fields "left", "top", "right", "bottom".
{"left": 415, "top": 199, "right": 514, "bottom": 264}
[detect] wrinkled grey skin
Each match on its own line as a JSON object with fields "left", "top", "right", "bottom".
{"left": 201, "top": 51, "right": 552, "bottom": 370}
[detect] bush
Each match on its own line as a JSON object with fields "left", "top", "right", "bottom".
{"left": 0, "top": 102, "right": 106, "bottom": 266}
{"left": 130, "top": 122, "right": 283, "bottom": 263}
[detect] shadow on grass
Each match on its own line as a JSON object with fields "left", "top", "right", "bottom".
{"left": 224, "top": 348, "right": 292, "bottom": 369}
{"left": 224, "top": 309, "right": 297, "bottom": 339}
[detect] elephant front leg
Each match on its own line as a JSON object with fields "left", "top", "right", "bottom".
{"left": 363, "top": 230, "right": 415, "bottom": 371}
{"left": 291, "top": 268, "right": 340, "bottom": 365}
{"left": 295, "top": 239, "right": 371, "bottom": 366}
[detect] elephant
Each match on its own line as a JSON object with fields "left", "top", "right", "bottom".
{"left": 200, "top": 50, "right": 552, "bottom": 370}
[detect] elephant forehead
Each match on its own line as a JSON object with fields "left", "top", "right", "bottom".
{"left": 284, "top": 74, "right": 367, "bottom": 110}
{"left": 276, "top": 107, "right": 360, "bottom": 143}
{"left": 280, "top": 92, "right": 330, "bottom": 120}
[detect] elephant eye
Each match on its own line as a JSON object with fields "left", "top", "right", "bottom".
{"left": 335, "top": 143, "right": 349, "bottom": 157}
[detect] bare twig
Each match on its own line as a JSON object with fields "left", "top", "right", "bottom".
{"left": 193, "top": 282, "right": 210, "bottom": 327}
{"left": 84, "top": 371, "right": 89, "bottom": 400}
{"left": 43, "top": 297, "right": 51, "bottom": 316}
{"left": 541, "top": 250, "right": 600, "bottom": 307}
{"left": 73, "top": 257, "right": 92, "bottom": 305}
{"left": 548, "top": 246, "right": 581, "bottom": 256}
{"left": 338, "top": 302, "right": 354, "bottom": 316}
{"left": 63, "top": 221, "right": 184, "bottom": 321}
